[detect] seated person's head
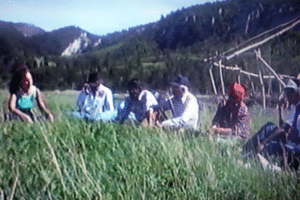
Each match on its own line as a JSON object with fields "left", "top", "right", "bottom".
{"left": 127, "top": 79, "right": 143, "bottom": 100}
{"left": 10, "top": 65, "right": 33, "bottom": 94}
{"left": 169, "top": 75, "right": 189, "bottom": 99}
{"left": 228, "top": 83, "right": 247, "bottom": 105}
{"left": 283, "top": 79, "right": 300, "bottom": 105}
{"left": 87, "top": 73, "right": 102, "bottom": 91}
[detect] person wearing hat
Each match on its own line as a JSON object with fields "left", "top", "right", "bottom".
{"left": 155, "top": 75, "right": 199, "bottom": 129}
{"left": 210, "top": 82, "right": 250, "bottom": 138}
{"left": 70, "top": 72, "right": 115, "bottom": 121}
{"left": 116, "top": 78, "right": 158, "bottom": 124}
{"left": 242, "top": 78, "right": 300, "bottom": 169}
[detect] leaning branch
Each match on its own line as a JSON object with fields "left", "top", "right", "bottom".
{"left": 254, "top": 50, "right": 286, "bottom": 87}
{"left": 223, "top": 16, "right": 300, "bottom": 56}
{"left": 213, "top": 62, "right": 293, "bottom": 80}
{"left": 226, "top": 18, "right": 300, "bottom": 60}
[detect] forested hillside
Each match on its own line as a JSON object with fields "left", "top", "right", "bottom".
{"left": 0, "top": 0, "right": 299, "bottom": 94}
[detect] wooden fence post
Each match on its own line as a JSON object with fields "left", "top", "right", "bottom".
{"left": 219, "top": 60, "right": 225, "bottom": 95}
{"left": 236, "top": 65, "right": 241, "bottom": 84}
{"left": 209, "top": 64, "right": 218, "bottom": 95}
{"left": 267, "top": 78, "right": 272, "bottom": 96}
{"left": 256, "top": 49, "right": 266, "bottom": 110}
{"left": 247, "top": 75, "right": 255, "bottom": 93}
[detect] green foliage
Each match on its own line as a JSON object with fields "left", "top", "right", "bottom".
{"left": 1, "top": 0, "right": 300, "bottom": 93}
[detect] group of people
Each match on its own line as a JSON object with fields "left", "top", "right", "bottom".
{"left": 69, "top": 73, "right": 199, "bottom": 130}
{"left": 7, "top": 65, "right": 300, "bottom": 169}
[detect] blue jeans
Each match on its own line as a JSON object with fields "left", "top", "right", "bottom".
{"left": 242, "top": 122, "right": 286, "bottom": 156}
{"left": 68, "top": 110, "right": 118, "bottom": 122}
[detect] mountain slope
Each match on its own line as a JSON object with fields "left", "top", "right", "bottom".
{"left": 1, "top": 0, "right": 300, "bottom": 91}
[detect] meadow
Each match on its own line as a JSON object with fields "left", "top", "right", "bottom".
{"left": 0, "top": 90, "right": 299, "bottom": 199}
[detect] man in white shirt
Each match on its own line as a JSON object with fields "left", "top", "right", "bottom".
{"left": 70, "top": 73, "right": 115, "bottom": 121}
{"left": 116, "top": 79, "right": 158, "bottom": 124}
{"left": 156, "top": 75, "right": 199, "bottom": 129}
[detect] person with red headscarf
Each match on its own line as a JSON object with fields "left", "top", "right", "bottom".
{"left": 8, "top": 65, "right": 54, "bottom": 123}
{"left": 210, "top": 82, "right": 250, "bottom": 138}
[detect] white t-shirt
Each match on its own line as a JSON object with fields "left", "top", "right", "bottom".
{"left": 117, "top": 90, "right": 158, "bottom": 122}
{"left": 160, "top": 90, "right": 199, "bottom": 129}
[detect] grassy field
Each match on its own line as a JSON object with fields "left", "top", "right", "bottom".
{"left": 0, "top": 90, "right": 299, "bottom": 199}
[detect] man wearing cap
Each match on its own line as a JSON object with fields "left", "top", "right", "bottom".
{"left": 155, "top": 75, "right": 199, "bottom": 129}
{"left": 116, "top": 78, "right": 158, "bottom": 124}
{"left": 70, "top": 72, "right": 115, "bottom": 121}
{"left": 210, "top": 82, "right": 250, "bottom": 138}
{"left": 242, "top": 78, "right": 300, "bottom": 169}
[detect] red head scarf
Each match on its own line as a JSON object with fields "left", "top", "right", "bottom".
{"left": 229, "top": 83, "right": 246, "bottom": 102}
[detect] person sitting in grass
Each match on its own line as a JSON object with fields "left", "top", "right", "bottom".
{"left": 210, "top": 82, "right": 250, "bottom": 139}
{"left": 70, "top": 72, "right": 115, "bottom": 121}
{"left": 154, "top": 75, "right": 199, "bottom": 130}
{"left": 242, "top": 77, "right": 300, "bottom": 170}
{"left": 116, "top": 78, "right": 158, "bottom": 124}
{"left": 8, "top": 65, "right": 54, "bottom": 123}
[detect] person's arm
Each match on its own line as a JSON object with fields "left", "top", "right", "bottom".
{"left": 139, "top": 91, "right": 158, "bottom": 125}
{"left": 210, "top": 125, "right": 232, "bottom": 135}
{"left": 257, "top": 127, "right": 286, "bottom": 152}
{"left": 9, "top": 94, "right": 33, "bottom": 123}
{"left": 116, "top": 100, "right": 131, "bottom": 124}
{"left": 160, "top": 95, "right": 199, "bottom": 128}
{"left": 105, "top": 89, "right": 114, "bottom": 111}
{"left": 179, "top": 96, "right": 198, "bottom": 123}
{"left": 36, "top": 89, "right": 54, "bottom": 122}
{"left": 77, "top": 91, "right": 87, "bottom": 111}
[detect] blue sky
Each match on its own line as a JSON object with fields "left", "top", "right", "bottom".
{"left": 0, "top": 0, "right": 214, "bottom": 36}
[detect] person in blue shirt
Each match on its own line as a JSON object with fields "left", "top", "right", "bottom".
{"left": 70, "top": 72, "right": 115, "bottom": 121}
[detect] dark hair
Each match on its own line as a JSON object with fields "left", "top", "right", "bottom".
{"left": 127, "top": 78, "right": 143, "bottom": 90}
{"left": 169, "top": 75, "right": 190, "bottom": 87}
{"left": 292, "top": 78, "right": 300, "bottom": 87}
{"left": 87, "top": 73, "right": 101, "bottom": 84}
{"left": 9, "top": 65, "right": 30, "bottom": 94}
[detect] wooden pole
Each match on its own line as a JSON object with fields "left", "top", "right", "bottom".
{"left": 256, "top": 49, "right": 266, "bottom": 110}
{"left": 213, "top": 62, "right": 294, "bottom": 79}
{"left": 268, "top": 78, "right": 272, "bottom": 96}
{"left": 279, "top": 83, "right": 282, "bottom": 93}
{"left": 254, "top": 50, "right": 286, "bottom": 87}
{"left": 209, "top": 65, "right": 218, "bottom": 95}
{"left": 219, "top": 60, "right": 225, "bottom": 95}
{"left": 226, "top": 18, "right": 300, "bottom": 60}
{"left": 259, "top": 70, "right": 266, "bottom": 110}
{"left": 247, "top": 75, "right": 255, "bottom": 93}
{"left": 245, "top": 14, "right": 250, "bottom": 34}
{"left": 222, "top": 16, "right": 300, "bottom": 58}
{"left": 236, "top": 65, "right": 241, "bottom": 84}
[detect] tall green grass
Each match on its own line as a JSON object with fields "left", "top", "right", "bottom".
{"left": 0, "top": 90, "right": 299, "bottom": 199}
